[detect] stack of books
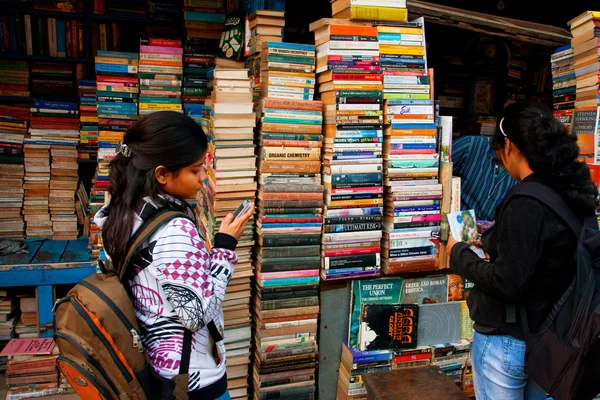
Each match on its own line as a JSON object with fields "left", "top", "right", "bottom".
{"left": 1, "top": 338, "right": 62, "bottom": 399}
{"left": 14, "top": 296, "right": 38, "bottom": 339}
{"left": 551, "top": 45, "right": 576, "bottom": 130}
{"left": 93, "top": 50, "right": 140, "bottom": 260}
{"left": 139, "top": 38, "right": 183, "bottom": 116}
{"left": 49, "top": 144, "right": 79, "bottom": 240}
{"left": 331, "top": 0, "right": 408, "bottom": 22}
{"left": 0, "top": 105, "right": 28, "bottom": 239}
{"left": 198, "top": 67, "right": 255, "bottom": 400}
{"left": 431, "top": 340, "right": 471, "bottom": 388}
{"left": 78, "top": 80, "right": 99, "bottom": 161}
{"left": 30, "top": 62, "right": 75, "bottom": 99}
{"left": 391, "top": 346, "right": 431, "bottom": 369}
{"left": 251, "top": 43, "right": 322, "bottom": 400}
{"left": 248, "top": 10, "right": 285, "bottom": 55}
{"left": 379, "top": 20, "right": 440, "bottom": 276}
{"left": 570, "top": 12, "right": 600, "bottom": 109}
{"left": 182, "top": 1, "right": 223, "bottom": 122}
{"left": 312, "top": 20, "right": 384, "bottom": 281}
{"left": 337, "top": 344, "right": 392, "bottom": 400}
{"left": 0, "top": 293, "right": 16, "bottom": 341}
{"left": 0, "top": 61, "right": 30, "bottom": 98}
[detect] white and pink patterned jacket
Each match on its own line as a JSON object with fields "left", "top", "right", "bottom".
{"left": 95, "top": 195, "right": 237, "bottom": 392}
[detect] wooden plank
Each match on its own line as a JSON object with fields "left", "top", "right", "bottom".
{"left": 0, "top": 263, "right": 96, "bottom": 287}
{"left": 37, "top": 285, "right": 54, "bottom": 339}
{"left": 61, "top": 239, "right": 93, "bottom": 262}
{"left": 31, "top": 240, "right": 69, "bottom": 264}
{"left": 0, "top": 239, "right": 44, "bottom": 266}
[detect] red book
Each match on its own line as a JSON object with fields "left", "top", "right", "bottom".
{"left": 149, "top": 38, "right": 182, "bottom": 47}
{"left": 71, "top": 19, "right": 78, "bottom": 58}
{"left": 393, "top": 353, "right": 432, "bottom": 363}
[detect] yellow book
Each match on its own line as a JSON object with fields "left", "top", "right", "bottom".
{"left": 94, "top": 57, "right": 137, "bottom": 66}
{"left": 568, "top": 11, "right": 600, "bottom": 28}
{"left": 377, "top": 26, "right": 423, "bottom": 35}
{"left": 139, "top": 103, "right": 183, "bottom": 110}
{"left": 0, "top": 90, "right": 29, "bottom": 97}
{"left": 379, "top": 45, "right": 425, "bottom": 56}
{"left": 349, "top": 5, "right": 408, "bottom": 23}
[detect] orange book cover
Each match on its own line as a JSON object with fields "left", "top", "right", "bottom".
{"left": 139, "top": 59, "right": 182, "bottom": 67}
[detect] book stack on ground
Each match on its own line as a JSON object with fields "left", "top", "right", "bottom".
{"left": 431, "top": 340, "right": 470, "bottom": 388}
{"left": 0, "top": 105, "right": 28, "bottom": 239}
{"left": 197, "top": 67, "right": 255, "bottom": 400}
{"left": 93, "top": 50, "right": 139, "bottom": 259}
{"left": 14, "top": 296, "right": 38, "bottom": 339}
{"left": 337, "top": 343, "right": 392, "bottom": 400}
{"left": 0, "top": 293, "right": 16, "bottom": 341}
{"left": 139, "top": 38, "right": 184, "bottom": 116}
{"left": 331, "top": 0, "right": 408, "bottom": 22}
{"left": 311, "top": 20, "right": 384, "bottom": 281}
{"left": 248, "top": 10, "right": 285, "bottom": 56}
{"left": 251, "top": 44, "right": 322, "bottom": 400}
{"left": 0, "top": 61, "right": 30, "bottom": 98}
{"left": 379, "top": 20, "right": 441, "bottom": 276}
{"left": 30, "top": 62, "right": 75, "bottom": 99}
{"left": 1, "top": 338, "right": 63, "bottom": 399}
{"left": 78, "top": 79, "right": 99, "bottom": 161}
{"left": 551, "top": 45, "right": 576, "bottom": 130}
{"left": 569, "top": 12, "right": 600, "bottom": 108}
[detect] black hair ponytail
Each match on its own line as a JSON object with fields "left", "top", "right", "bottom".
{"left": 492, "top": 100, "right": 598, "bottom": 215}
{"left": 102, "top": 111, "right": 208, "bottom": 270}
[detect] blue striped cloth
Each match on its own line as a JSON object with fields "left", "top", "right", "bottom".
{"left": 452, "top": 136, "right": 517, "bottom": 221}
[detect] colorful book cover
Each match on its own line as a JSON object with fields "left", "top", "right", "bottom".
{"left": 447, "top": 209, "right": 486, "bottom": 258}
{"left": 348, "top": 277, "right": 403, "bottom": 348}
{"left": 401, "top": 275, "right": 448, "bottom": 304}
{"left": 359, "top": 304, "right": 419, "bottom": 351}
{"left": 1, "top": 338, "right": 55, "bottom": 356}
{"left": 218, "top": 12, "right": 245, "bottom": 60}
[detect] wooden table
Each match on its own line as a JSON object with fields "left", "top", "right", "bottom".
{"left": 363, "top": 366, "right": 469, "bottom": 400}
{"left": 0, "top": 239, "right": 97, "bottom": 338}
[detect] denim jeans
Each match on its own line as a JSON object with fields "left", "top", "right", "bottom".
{"left": 471, "top": 331, "right": 547, "bottom": 400}
{"left": 215, "top": 391, "right": 231, "bottom": 400}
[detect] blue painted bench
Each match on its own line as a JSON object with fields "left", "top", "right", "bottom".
{"left": 0, "top": 238, "right": 97, "bottom": 338}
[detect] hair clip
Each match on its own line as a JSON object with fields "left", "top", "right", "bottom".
{"left": 118, "top": 143, "right": 132, "bottom": 158}
{"left": 499, "top": 117, "right": 507, "bottom": 138}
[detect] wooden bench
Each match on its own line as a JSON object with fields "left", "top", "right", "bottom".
{"left": 0, "top": 239, "right": 97, "bottom": 338}
{"left": 363, "top": 366, "right": 469, "bottom": 400}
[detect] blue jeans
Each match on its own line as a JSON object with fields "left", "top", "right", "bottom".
{"left": 471, "top": 331, "right": 547, "bottom": 400}
{"left": 215, "top": 391, "right": 231, "bottom": 400}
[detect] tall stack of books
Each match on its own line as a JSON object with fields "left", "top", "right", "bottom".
{"left": 182, "top": 2, "right": 224, "bottom": 122}
{"left": 0, "top": 61, "right": 29, "bottom": 98}
{"left": 379, "top": 20, "right": 440, "bottom": 276}
{"left": 331, "top": 0, "right": 408, "bottom": 22}
{"left": 0, "top": 293, "right": 16, "bottom": 341}
{"left": 391, "top": 346, "right": 432, "bottom": 369}
{"left": 139, "top": 38, "right": 183, "bottom": 116}
{"left": 197, "top": 68, "right": 255, "bottom": 400}
{"left": 248, "top": 10, "right": 285, "bottom": 55}
{"left": 311, "top": 20, "right": 384, "bottom": 281}
{"left": 0, "top": 105, "right": 28, "bottom": 239}
{"left": 93, "top": 50, "right": 139, "bottom": 260}
{"left": 14, "top": 296, "right": 38, "bottom": 339}
{"left": 251, "top": 42, "right": 322, "bottom": 400}
{"left": 49, "top": 143, "right": 79, "bottom": 240}
{"left": 78, "top": 80, "right": 99, "bottom": 161}
{"left": 337, "top": 343, "right": 392, "bottom": 400}
{"left": 30, "top": 62, "right": 75, "bottom": 99}
{"left": 570, "top": 12, "right": 600, "bottom": 109}
{"left": 551, "top": 45, "right": 576, "bottom": 130}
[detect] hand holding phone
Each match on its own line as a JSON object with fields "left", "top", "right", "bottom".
{"left": 219, "top": 200, "right": 254, "bottom": 240}
{"left": 233, "top": 199, "right": 253, "bottom": 221}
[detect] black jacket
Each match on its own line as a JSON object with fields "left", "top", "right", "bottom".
{"left": 450, "top": 174, "right": 580, "bottom": 340}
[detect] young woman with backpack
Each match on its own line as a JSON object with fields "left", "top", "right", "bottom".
{"left": 446, "top": 100, "right": 598, "bottom": 400}
{"left": 94, "top": 111, "right": 254, "bottom": 399}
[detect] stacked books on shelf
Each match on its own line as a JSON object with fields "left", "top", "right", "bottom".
{"left": 92, "top": 50, "right": 140, "bottom": 260}
{"left": 78, "top": 80, "right": 99, "bottom": 161}
{"left": 49, "top": 142, "right": 79, "bottom": 240}
{"left": 0, "top": 105, "right": 28, "bottom": 239}
{"left": 331, "top": 0, "right": 408, "bottom": 22}
{"left": 0, "top": 61, "right": 30, "bottom": 98}
{"left": 252, "top": 43, "right": 321, "bottom": 400}
{"left": 14, "top": 296, "right": 38, "bottom": 339}
{"left": 551, "top": 45, "right": 576, "bottom": 130}
{"left": 30, "top": 63, "right": 75, "bottom": 99}
{"left": 391, "top": 346, "right": 432, "bottom": 369}
{"left": 311, "top": 20, "right": 383, "bottom": 280}
{"left": 431, "top": 340, "right": 471, "bottom": 388}
{"left": 198, "top": 67, "right": 255, "bottom": 400}
{"left": 337, "top": 343, "right": 392, "bottom": 400}
{"left": 139, "top": 38, "right": 184, "bottom": 116}
{"left": 248, "top": 10, "right": 285, "bottom": 55}
{"left": 0, "top": 292, "right": 16, "bottom": 341}
{"left": 570, "top": 12, "right": 600, "bottom": 108}
{"left": 379, "top": 19, "right": 441, "bottom": 275}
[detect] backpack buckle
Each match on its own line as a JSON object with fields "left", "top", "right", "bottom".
{"left": 131, "top": 329, "right": 144, "bottom": 352}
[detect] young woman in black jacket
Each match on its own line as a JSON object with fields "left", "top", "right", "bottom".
{"left": 447, "top": 100, "right": 598, "bottom": 400}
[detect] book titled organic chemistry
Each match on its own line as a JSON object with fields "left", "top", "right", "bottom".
{"left": 447, "top": 209, "right": 486, "bottom": 259}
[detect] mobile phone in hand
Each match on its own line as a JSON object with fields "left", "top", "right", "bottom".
{"left": 233, "top": 200, "right": 252, "bottom": 221}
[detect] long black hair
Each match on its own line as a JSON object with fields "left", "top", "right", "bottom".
{"left": 102, "top": 111, "right": 208, "bottom": 270}
{"left": 492, "top": 100, "right": 598, "bottom": 215}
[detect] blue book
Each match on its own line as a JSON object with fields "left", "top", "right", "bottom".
{"left": 261, "top": 117, "right": 321, "bottom": 125}
{"left": 394, "top": 206, "right": 441, "bottom": 213}
{"left": 389, "top": 247, "right": 436, "bottom": 258}
{"left": 391, "top": 123, "right": 437, "bottom": 130}
{"left": 263, "top": 108, "right": 322, "bottom": 116}
{"left": 388, "top": 99, "right": 433, "bottom": 105}
{"left": 553, "top": 44, "right": 571, "bottom": 53}
{"left": 266, "top": 42, "right": 315, "bottom": 52}
{"left": 381, "top": 57, "right": 426, "bottom": 65}
{"left": 261, "top": 277, "right": 320, "bottom": 287}
{"left": 33, "top": 100, "right": 78, "bottom": 110}
{"left": 97, "top": 50, "right": 139, "bottom": 60}
{"left": 56, "top": 20, "right": 65, "bottom": 57}
{"left": 95, "top": 64, "right": 138, "bottom": 74}
{"left": 262, "top": 223, "right": 322, "bottom": 228}
{"left": 184, "top": 11, "right": 225, "bottom": 23}
{"left": 332, "top": 173, "right": 383, "bottom": 184}
{"left": 97, "top": 92, "right": 137, "bottom": 99}
{"left": 343, "top": 343, "right": 392, "bottom": 364}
